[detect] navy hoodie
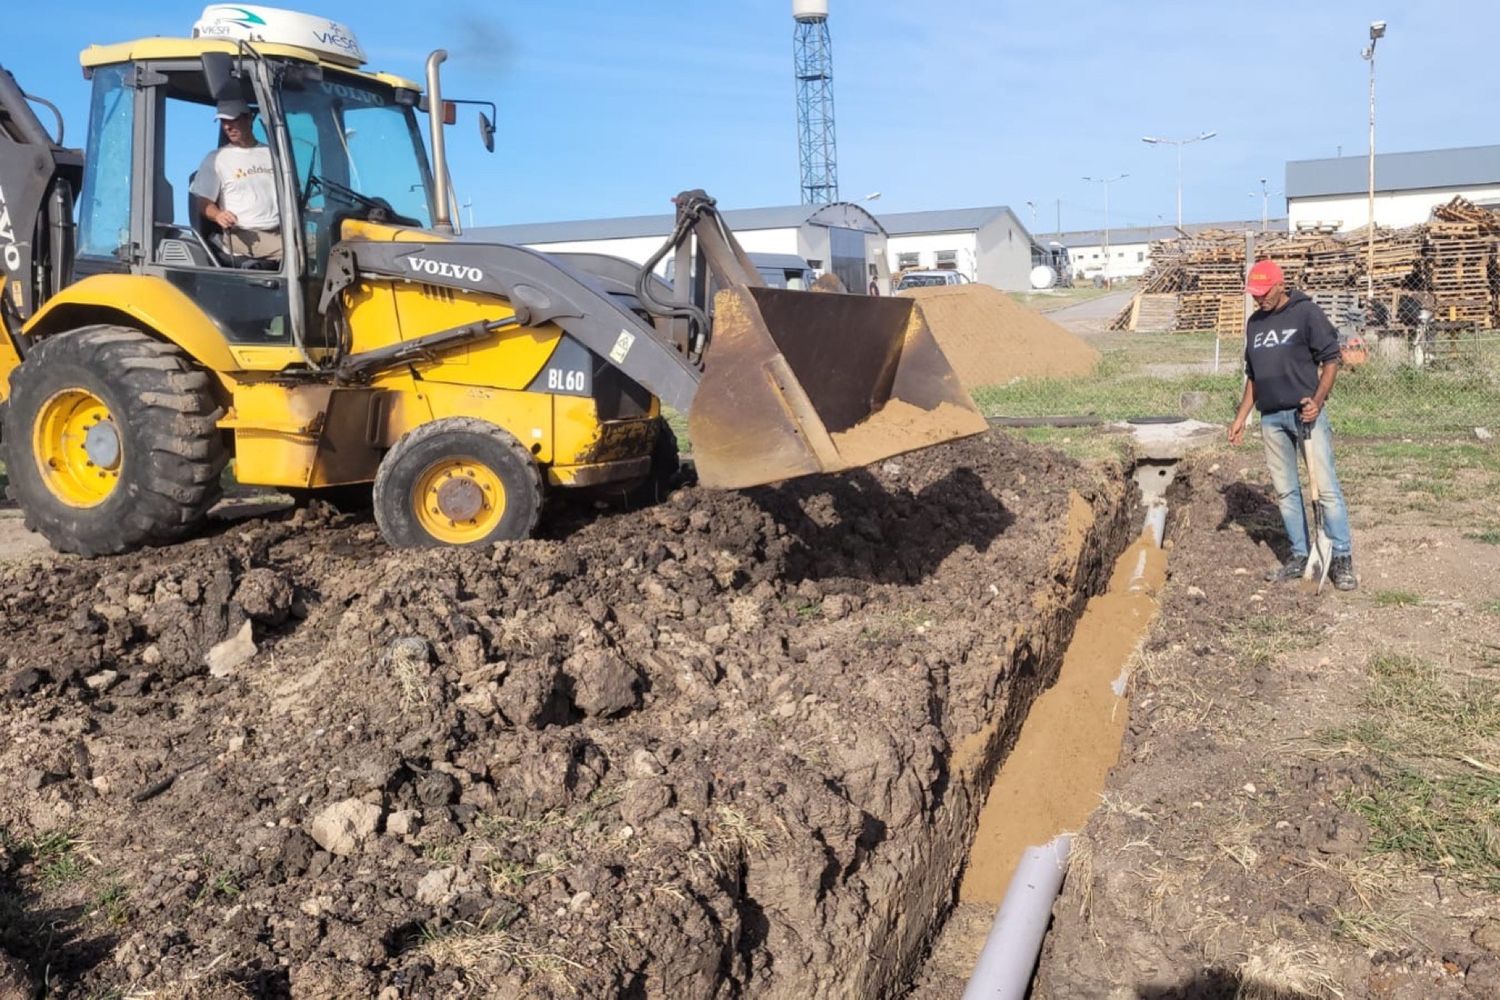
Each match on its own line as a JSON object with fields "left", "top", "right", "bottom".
{"left": 1243, "top": 290, "right": 1341, "bottom": 413}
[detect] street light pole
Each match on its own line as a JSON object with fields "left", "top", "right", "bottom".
{"left": 1141, "top": 131, "right": 1217, "bottom": 229}
{"left": 1363, "top": 20, "right": 1386, "bottom": 304}
{"left": 1083, "top": 174, "right": 1127, "bottom": 283}
{"left": 1247, "top": 178, "right": 1281, "bottom": 231}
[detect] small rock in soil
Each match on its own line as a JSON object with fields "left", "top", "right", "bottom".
{"left": 206, "top": 620, "right": 257, "bottom": 678}
{"left": 308, "top": 798, "right": 382, "bottom": 857}
{"left": 1473, "top": 920, "right": 1500, "bottom": 954}
{"left": 565, "top": 648, "right": 641, "bottom": 718}
{"left": 6, "top": 666, "right": 50, "bottom": 697}
{"left": 233, "top": 568, "right": 294, "bottom": 625}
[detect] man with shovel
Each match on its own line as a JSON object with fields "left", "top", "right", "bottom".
{"left": 1227, "top": 260, "right": 1357, "bottom": 591}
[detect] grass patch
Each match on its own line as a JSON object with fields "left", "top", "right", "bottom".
{"left": 88, "top": 881, "right": 132, "bottom": 928}
{"left": 1467, "top": 529, "right": 1500, "bottom": 545}
{"left": 1228, "top": 614, "right": 1324, "bottom": 671}
{"left": 1008, "top": 426, "right": 1134, "bottom": 465}
{"left": 1349, "top": 767, "right": 1500, "bottom": 890}
{"left": 1372, "top": 590, "right": 1422, "bottom": 608}
{"left": 1319, "top": 653, "right": 1500, "bottom": 888}
{"left": 975, "top": 331, "right": 1500, "bottom": 435}
{"left": 1484, "top": 599, "right": 1500, "bottom": 616}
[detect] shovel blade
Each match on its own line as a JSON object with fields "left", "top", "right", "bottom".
{"left": 688, "top": 286, "right": 987, "bottom": 489}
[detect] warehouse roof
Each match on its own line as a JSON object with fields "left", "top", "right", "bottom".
{"left": 877, "top": 206, "right": 1016, "bottom": 235}
{"left": 1286, "top": 145, "right": 1500, "bottom": 199}
{"left": 1054, "top": 219, "right": 1283, "bottom": 248}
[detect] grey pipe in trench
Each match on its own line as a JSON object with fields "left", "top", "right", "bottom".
{"left": 961, "top": 498, "right": 1168, "bottom": 999}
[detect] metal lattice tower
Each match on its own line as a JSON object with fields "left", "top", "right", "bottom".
{"left": 794, "top": 2, "right": 838, "bottom": 204}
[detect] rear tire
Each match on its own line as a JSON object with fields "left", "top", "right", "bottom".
{"left": 373, "top": 417, "right": 543, "bottom": 548}
{"left": 4, "top": 325, "right": 227, "bottom": 556}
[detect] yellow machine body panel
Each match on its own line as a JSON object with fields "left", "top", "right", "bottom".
{"left": 19, "top": 276, "right": 243, "bottom": 385}
{"left": 13, "top": 275, "right": 320, "bottom": 388}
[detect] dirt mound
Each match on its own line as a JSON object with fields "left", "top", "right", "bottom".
{"left": 0, "top": 432, "right": 1128, "bottom": 999}
{"left": 902, "top": 284, "right": 1100, "bottom": 390}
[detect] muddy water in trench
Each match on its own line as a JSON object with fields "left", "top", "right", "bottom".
{"left": 958, "top": 528, "right": 1168, "bottom": 903}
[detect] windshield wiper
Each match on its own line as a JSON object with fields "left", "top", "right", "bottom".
{"left": 304, "top": 173, "right": 422, "bottom": 228}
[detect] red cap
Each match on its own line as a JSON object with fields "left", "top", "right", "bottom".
{"left": 1246, "top": 259, "right": 1284, "bottom": 296}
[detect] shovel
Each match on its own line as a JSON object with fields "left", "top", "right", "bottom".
{"left": 1297, "top": 416, "right": 1333, "bottom": 594}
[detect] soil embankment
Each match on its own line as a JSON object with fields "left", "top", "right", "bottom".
{"left": 0, "top": 430, "right": 1130, "bottom": 999}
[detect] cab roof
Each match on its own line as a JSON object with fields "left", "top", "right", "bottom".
{"left": 79, "top": 37, "right": 421, "bottom": 92}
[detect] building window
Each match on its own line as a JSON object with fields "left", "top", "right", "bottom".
{"left": 1137, "top": 251, "right": 1145, "bottom": 262}
{"left": 935, "top": 250, "right": 958, "bottom": 271}
{"left": 897, "top": 252, "right": 920, "bottom": 269}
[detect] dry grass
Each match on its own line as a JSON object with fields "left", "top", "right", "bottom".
{"left": 418, "top": 918, "right": 585, "bottom": 991}
{"left": 1234, "top": 941, "right": 1343, "bottom": 999}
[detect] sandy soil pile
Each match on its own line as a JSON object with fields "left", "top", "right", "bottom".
{"left": 0, "top": 431, "right": 1128, "bottom": 1000}
{"left": 902, "top": 285, "right": 1101, "bottom": 390}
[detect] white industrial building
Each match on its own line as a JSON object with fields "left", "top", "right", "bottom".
{"left": 1285, "top": 145, "right": 1500, "bottom": 231}
{"left": 1057, "top": 219, "right": 1283, "bottom": 281}
{"left": 470, "top": 202, "right": 1047, "bottom": 292}
{"left": 879, "top": 206, "right": 1041, "bottom": 290}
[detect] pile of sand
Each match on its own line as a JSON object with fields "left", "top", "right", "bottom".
{"left": 901, "top": 284, "right": 1100, "bottom": 390}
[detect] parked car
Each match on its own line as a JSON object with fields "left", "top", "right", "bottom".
{"left": 893, "top": 269, "right": 971, "bottom": 292}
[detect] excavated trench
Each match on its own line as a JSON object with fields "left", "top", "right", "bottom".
{"left": 0, "top": 429, "right": 1136, "bottom": 999}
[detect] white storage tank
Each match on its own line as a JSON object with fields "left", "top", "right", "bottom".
{"left": 793, "top": 0, "right": 829, "bottom": 22}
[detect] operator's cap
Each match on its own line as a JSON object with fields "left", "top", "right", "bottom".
{"left": 1246, "top": 259, "right": 1285, "bottom": 296}
{"left": 215, "top": 98, "right": 253, "bottom": 121}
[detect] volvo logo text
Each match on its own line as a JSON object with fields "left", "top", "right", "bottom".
{"left": 404, "top": 256, "right": 483, "bottom": 283}
{"left": 0, "top": 181, "right": 20, "bottom": 274}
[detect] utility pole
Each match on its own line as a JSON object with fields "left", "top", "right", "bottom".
{"left": 1141, "top": 131, "right": 1217, "bottom": 229}
{"left": 1055, "top": 198, "right": 1061, "bottom": 236}
{"left": 1362, "top": 20, "right": 1387, "bottom": 303}
{"left": 1083, "top": 174, "right": 1127, "bottom": 283}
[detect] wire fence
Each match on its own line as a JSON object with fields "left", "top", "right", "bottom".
{"left": 975, "top": 327, "right": 1500, "bottom": 438}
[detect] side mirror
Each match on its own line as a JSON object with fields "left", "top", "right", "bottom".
{"left": 202, "top": 52, "right": 236, "bottom": 101}
{"left": 478, "top": 112, "right": 495, "bottom": 153}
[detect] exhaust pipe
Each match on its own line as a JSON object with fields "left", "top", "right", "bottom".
{"left": 425, "top": 50, "right": 454, "bottom": 234}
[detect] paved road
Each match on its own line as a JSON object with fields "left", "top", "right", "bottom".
{"left": 1046, "top": 290, "right": 1134, "bottom": 336}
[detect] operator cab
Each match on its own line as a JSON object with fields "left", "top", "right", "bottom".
{"left": 75, "top": 7, "right": 437, "bottom": 349}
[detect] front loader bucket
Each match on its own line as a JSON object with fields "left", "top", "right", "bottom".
{"left": 688, "top": 286, "right": 988, "bottom": 489}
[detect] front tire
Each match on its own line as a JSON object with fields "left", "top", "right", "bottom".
{"left": 373, "top": 418, "right": 543, "bottom": 548}
{"left": 4, "top": 326, "right": 227, "bottom": 556}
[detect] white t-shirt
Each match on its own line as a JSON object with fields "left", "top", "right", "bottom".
{"left": 189, "top": 144, "right": 280, "bottom": 232}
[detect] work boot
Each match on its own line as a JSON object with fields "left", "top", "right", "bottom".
{"left": 1330, "top": 554, "right": 1357, "bottom": 591}
{"left": 1264, "top": 555, "right": 1307, "bottom": 582}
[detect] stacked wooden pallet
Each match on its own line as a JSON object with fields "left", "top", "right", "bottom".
{"left": 1109, "top": 197, "right": 1500, "bottom": 334}
{"left": 1426, "top": 198, "right": 1498, "bottom": 326}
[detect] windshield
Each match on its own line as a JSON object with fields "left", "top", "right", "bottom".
{"left": 280, "top": 72, "right": 433, "bottom": 227}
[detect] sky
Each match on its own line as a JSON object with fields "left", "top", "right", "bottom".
{"left": 5, "top": 1, "right": 1493, "bottom": 233}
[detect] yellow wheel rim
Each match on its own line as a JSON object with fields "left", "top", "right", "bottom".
{"left": 32, "top": 388, "right": 122, "bottom": 508}
{"left": 413, "top": 457, "right": 506, "bottom": 544}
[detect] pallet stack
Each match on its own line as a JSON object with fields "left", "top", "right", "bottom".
{"left": 1427, "top": 198, "right": 1498, "bottom": 326}
{"left": 1109, "top": 197, "right": 1500, "bottom": 334}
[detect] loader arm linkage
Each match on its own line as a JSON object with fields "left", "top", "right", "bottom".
{"left": 326, "top": 189, "right": 987, "bottom": 490}
{"left": 0, "top": 64, "right": 83, "bottom": 359}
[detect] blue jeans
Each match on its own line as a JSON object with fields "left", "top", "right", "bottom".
{"left": 1260, "top": 408, "right": 1353, "bottom": 558}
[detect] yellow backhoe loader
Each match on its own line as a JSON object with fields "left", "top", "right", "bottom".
{"left": 0, "top": 7, "right": 985, "bottom": 556}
